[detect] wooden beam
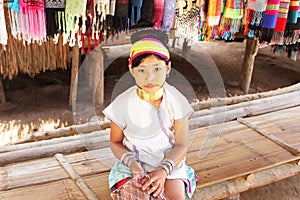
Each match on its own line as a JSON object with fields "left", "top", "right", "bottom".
{"left": 239, "top": 38, "right": 259, "bottom": 94}
{"left": 69, "top": 42, "right": 80, "bottom": 106}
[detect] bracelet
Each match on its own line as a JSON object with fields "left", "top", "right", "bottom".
{"left": 162, "top": 158, "right": 175, "bottom": 170}
{"left": 159, "top": 164, "right": 170, "bottom": 175}
{"left": 120, "top": 152, "right": 137, "bottom": 167}
{"left": 159, "top": 158, "right": 175, "bottom": 175}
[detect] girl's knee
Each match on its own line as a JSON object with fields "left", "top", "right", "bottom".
{"left": 164, "top": 191, "right": 185, "bottom": 200}
{"left": 164, "top": 179, "right": 186, "bottom": 200}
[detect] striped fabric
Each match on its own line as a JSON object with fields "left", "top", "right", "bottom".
{"left": 207, "top": 0, "right": 223, "bottom": 26}
{"left": 271, "top": 0, "right": 291, "bottom": 43}
{"left": 262, "top": 0, "right": 281, "bottom": 28}
{"left": 287, "top": 0, "right": 299, "bottom": 23}
{"left": 244, "top": 0, "right": 267, "bottom": 37}
{"left": 220, "top": 0, "right": 244, "bottom": 40}
{"left": 274, "top": 0, "right": 290, "bottom": 32}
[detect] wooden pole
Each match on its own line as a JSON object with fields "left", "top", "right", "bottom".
{"left": 93, "top": 47, "right": 104, "bottom": 107}
{"left": 55, "top": 153, "right": 99, "bottom": 200}
{"left": 69, "top": 42, "right": 80, "bottom": 106}
{"left": 237, "top": 117, "right": 300, "bottom": 155}
{"left": 239, "top": 38, "right": 259, "bottom": 94}
{"left": 0, "top": 77, "right": 5, "bottom": 103}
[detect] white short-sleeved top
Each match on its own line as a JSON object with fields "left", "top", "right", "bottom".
{"left": 103, "top": 84, "right": 194, "bottom": 173}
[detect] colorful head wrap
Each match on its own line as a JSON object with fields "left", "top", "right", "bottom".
{"left": 129, "top": 38, "right": 170, "bottom": 65}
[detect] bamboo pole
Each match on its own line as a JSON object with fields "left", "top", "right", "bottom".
{"left": 12, "top": 120, "right": 111, "bottom": 144}
{"left": 69, "top": 42, "right": 80, "bottom": 106}
{"left": 0, "top": 133, "right": 110, "bottom": 166}
{"left": 0, "top": 76, "right": 5, "bottom": 103}
{"left": 0, "top": 130, "right": 109, "bottom": 153}
{"left": 239, "top": 37, "right": 259, "bottom": 94}
{"left": 55, "top": 153, "right": 99, "bottom": 200}
{"left": 193, "top": 161, "right": 300, "bottom": 200}
{"left": 237, "top": 117, "right": 300, "bottom": 155}
{"left": 191, "top": 82, "right": 300, "bottom": 111}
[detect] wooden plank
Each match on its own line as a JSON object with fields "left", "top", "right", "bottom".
{"left": 55, "top": 153, "right": 99, "bottom": 200}
{"left": 237, "top": 117, "right": 300, "bottom": 155}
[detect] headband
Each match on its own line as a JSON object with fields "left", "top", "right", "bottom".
{"left": 129, "top": 38, "right": 170, "bottom": 65}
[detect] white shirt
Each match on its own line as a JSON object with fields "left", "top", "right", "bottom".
{"left": 103, "top": 84, "right": 193, "bottom": 177}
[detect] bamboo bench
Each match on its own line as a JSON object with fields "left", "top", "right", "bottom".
{"left": 1, "top": 106, "right": 300, "bottom": 199}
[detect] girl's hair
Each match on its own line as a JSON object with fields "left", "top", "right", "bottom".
{"left": 131, "top": 53, "right": 169, "bottom": 68}
{"left": 130, "top": 29, "right": 170, "bottom": 68}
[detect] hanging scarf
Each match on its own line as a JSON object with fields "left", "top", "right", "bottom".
{"left": 260, "top": 0, "right": 280, "bottom": 43}
{"left": 175, "top": 0, "right": 201, "bottom": 44}
{"left": 287, "top": 0, "right": 299, "bottom": 23}
{"left": 131, "top": 0, "right": 154, "bottom": 28}
{"left": 199, "top": 0, "right": 222, "bottom": 41}
{"left": 114, "top": 0, "right": 129, "bottom": 32}
{"left": 271, "top": 0, "right": 290, "bottom": 44}
{"left": 45, "top": 0, "right": 66, "bottom": 38}
{"left": 130, "top": 0, "right": 143, "bottom": 26}
{"left": 0, "top": 0, "right": 8, "bottom": 47}
{"left": 161, "top": 0, "right": 176, "bottom": 31}
{"left": 152, "top": 0, "right": 165, "bottom": 28}
{"left": 219, "top": 0, "right": 244, "bottom": 40}
{"left": 19, "top": 0, "right": 47, "bottom": 43}
{"left": 65, "top": 0, "right": 87, "bottom": 47}
{"left": 8, "top": 0, "right": 21, "bottom": 39}
{"left": 244, "top": 0, "right": 267, "bottom": 38}
{"left": 207, "top": 0, "right": 223, "bottom": 26}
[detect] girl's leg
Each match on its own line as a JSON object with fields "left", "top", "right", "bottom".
{"left": 164, "top": 179, "right": 186, "bottom": 200}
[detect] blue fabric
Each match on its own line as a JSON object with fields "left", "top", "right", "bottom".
{"left": 8, "top": 0, "right": 20, "bottom": 13}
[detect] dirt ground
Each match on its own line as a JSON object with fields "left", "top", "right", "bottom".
{"left": 0, "top": 40, "right": 300, "bottom": 199}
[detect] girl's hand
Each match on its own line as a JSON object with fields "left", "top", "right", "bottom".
{"left": 142, "top": 168, "right": 167, "bottom": 197}
{"left": 130, "top": 161, "right": 145, "bottom": 188}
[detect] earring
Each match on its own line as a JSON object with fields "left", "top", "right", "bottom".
{"left": 166, "top": 73, "right": 170, "bottom": 78}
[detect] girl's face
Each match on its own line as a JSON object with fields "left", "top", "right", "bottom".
{"left": 129, "top": 55, "right": 171, "bottom": 94}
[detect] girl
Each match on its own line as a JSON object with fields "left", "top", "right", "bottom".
{"left": 103, "top": 29, "right": 196, "bottom": 199}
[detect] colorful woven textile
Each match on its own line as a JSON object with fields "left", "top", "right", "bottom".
{"left": 161, "top": 0, "right": 176, "bottom": 31}
{"left": 175, "top": 0, "right": 201, "bottom": 43}
{"left": 0, "top": 0, "right": 8, "bottom": 46}
{"left": 220, "top": 0, "right": 244, "bottom": 40}
{"left": 207, "top": 0, "right": 223, "bottom": 26}
{"left": 262, "top": 0, "right": 280, "bottom": 28}
{"left": 287, "top": 0, "right": 299, "bottom": 23}
{"left": 244, "top": 0, "right": 267, "bottom": 37}
{"left": 19, "top": 0, "right": 46, "bottom": 43}
{"left": 65, "top": 0, "right": 87, "bottom": 46}
{"left": 271, "top": 0, "right": 290, "bottom": 44}
{"left": 152, "top": 0, "right": 165, "bottom": 28}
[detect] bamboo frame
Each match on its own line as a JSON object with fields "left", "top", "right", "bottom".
{"left": 55, "top": 153, "right": 99, "bottom": 200}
